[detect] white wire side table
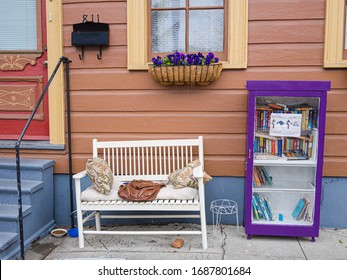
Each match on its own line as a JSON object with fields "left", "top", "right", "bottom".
{"left": 210, "top": 199, "right": 239, "bottom": 235}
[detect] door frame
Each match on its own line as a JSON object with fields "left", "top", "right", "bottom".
{"left": 46, "top": 0, "right": 65, "bottom": 145}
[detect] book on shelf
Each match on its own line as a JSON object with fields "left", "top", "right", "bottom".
{"left": 254, "top": 131, "right": 313, "bottom": 159}
{"left": 254, "top": 132, "right": 283, "bottom": 157}
{"left": 253, "top": 166, "right": 272, "bottom": 187}
{"left": 268, "top": 103, "right": 287, "bottom": 110}
{"left": 254, "top": 153, "right": 279, "bottom": 160}
{"left": 292, "top": 197, "right": 312, "bottom": 221}
{"left": 252, "top": 193, "right": 274, "bottom": 221}
{"left": 297, "top": 197, "right": 310, "bottom": 220}
{"left": 252, "top": 195, "right": 262, "bottom": 219}
{"left": 255, "top": 103, "right": 318, "bottom": 132}
{"left": 304, "top": 201, "right": 313, "bottom": 222}
{"left": 292, "top": 198, "right": 305, "bottom": 220}
{"left": 283, "top": 149, "right": 309, "bottom": 160}
{"left": 308, "top": 134, "right": 314, "bottom": 158}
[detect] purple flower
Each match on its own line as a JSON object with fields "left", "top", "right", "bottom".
{"left": 151, "top": 55, "right": 164, "bottom": 66}
{"left": 207, "top": 52, "right": 214, "bottom": 59}
{"left": 151, "top": 52, "right": 219, "bottom": 66}
{"left": 172, "top": 57, "right": 180, "bottom": 65}
{"left": 187, "top": 57, "right": 193, "bottom": 65}
{"left": 194, "top": 57, "right": 201, "bottom": 65}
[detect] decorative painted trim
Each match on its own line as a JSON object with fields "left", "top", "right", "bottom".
{"left": 324, "top": 0, "right": 347, "bottom": 68}
{"left": 127, "top": 0, "right": 248, "bottom": 70}
{"left": 0, "top": 76, "right": 44, "bottom": 120}
{"left": 0, "top": 86, "right": 36, "bottom": 111}
{"left": 0, "top": 52, "right": 42, "bottom": 71}
{"left": 46, "top": 0, "right": 65, "bottom": 145}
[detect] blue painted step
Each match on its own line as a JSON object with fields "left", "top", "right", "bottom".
{"left": 0, "top": 157, "right": 55, "bottom": 259}
{"left": 0, "top": 204, "right": 32, "bottom": 232}
{"left": 0, "top": 158, "right": 54, "bottom": 181}
{"left": 0, "top": 232, "right": 18, "bottom": 253}
{"left": 0, "top": 179, "right": 43, "bottom": 204}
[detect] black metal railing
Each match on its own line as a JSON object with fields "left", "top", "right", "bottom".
{"left": 15, "top": 56, "right": 71, "bottom": 260}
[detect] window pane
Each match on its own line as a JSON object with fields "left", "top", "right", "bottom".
{"left": 152, "top": 0, "right": 185, "bottom": 8}
{"left": 152, "top": 10, "right": 185, "bottom": 53}
{"left": 0, "top": 0, "right": 37, "bottom": 51}
{"left": 189, "top": 9, "right": 224, "bottom": 52}
{"left": 189, "top": 0, "right": 223, "bottom": 7}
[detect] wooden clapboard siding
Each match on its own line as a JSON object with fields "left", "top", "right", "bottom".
{"left": 248, "top": 0, "right": 325, "bottom": 20}
{"left": 248, "top": 44, "right": 324, "bottom": 66}
{"left": 327, "top": 90, "right": 347, "bottom": 112}
{"left": 63, "top": 1, "right": 126, "bottom": 25}
{"left": 326, "top": 113, "right": 347, "bottom": 134}
{"left": 323, "top": 158, "right": 347, "bottom": 177}
{"left": 324, "top": 135, "right": 347, "bottom": 157}
{"left": 66, "top": 43, "right": 325, "bottom": 69}
{"left": 3, "top": 0, "right": 347, "bottom": 177}
{"left": 249, "top": 20, "right": 324, "bottom": 44}
{"left": 69, "top": 68, "right": 347, "bottom": 90}
{"left": 64, "top": 46, "right": 127, "bottom": 68}
{"left": 70, "top": 112, "right": 247, "bottom": 133}
{"left": 70, "top": 90, "right": 247, "bottom": 112}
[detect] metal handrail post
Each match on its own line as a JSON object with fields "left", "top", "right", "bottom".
{"left": 15, "top": 56, "right": 70, "bottom": 260}
{"left": 63, "top": 57, "right": 74, "bottom": 228}
{"left": 15, "top": 143, "right": 24, "bottom": 259}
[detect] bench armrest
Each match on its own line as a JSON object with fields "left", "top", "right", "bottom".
{"left": 193, "top": 166, "right": 204, "bottom": 178}
{"left": 73, "top": 170, "right": 88, "bottom": 179}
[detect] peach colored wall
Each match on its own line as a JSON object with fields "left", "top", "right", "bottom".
{"left": 2, "top": 0, "right": 346, "bottom": 177}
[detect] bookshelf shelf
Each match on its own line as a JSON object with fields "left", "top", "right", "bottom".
{"left": 251, "top": 211, "right": 313, "bottom": 226}
{"left": 254, "top": 158, "right": 316, "bottom": 167}
{"left": 245, "top": 81, "right": 330, "bottom": 240}
{"left": 253, "top": 181, "right": 315, "bottom": 193}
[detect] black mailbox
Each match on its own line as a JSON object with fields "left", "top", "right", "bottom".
{"left": 71, "top": 22, "right": 109, "bottom": 59}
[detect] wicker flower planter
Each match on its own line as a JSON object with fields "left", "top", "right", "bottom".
{"left": 148, "top": 63, "right": 223, "bottom": 86}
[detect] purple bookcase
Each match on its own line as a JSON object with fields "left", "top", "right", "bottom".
{"left": 245, "top": 81, "right": 330, "bottom": 240}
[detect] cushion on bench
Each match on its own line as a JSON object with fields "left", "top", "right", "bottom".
{"left": 80, "top": 181, "right": 198, "bottom": 202}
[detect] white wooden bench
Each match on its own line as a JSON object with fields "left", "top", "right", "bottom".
{"left": 73, "top": 136, "right": 208, "bottom": 249}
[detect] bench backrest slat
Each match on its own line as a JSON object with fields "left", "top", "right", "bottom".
{"left": 92, "top": 137, "right": 203, "bottom": 180}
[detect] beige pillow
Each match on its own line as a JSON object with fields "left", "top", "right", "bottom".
{"left": 86, "top": 157, "right": 114, "bottom": 194}
{"left": 168, "top": 159, "right": 212, "bottom": 189}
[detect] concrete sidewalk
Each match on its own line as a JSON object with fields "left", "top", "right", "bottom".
{"left": 25, "top": 224, "right": 347, "bottom": 260}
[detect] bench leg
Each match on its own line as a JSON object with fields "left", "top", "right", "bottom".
{"left": 201, "top": 218, "right": 208, "bottom": 249}
{"left": 76, "top": 208, "right": 84, "bottom": 249}
{"left": 95, "top": 211, "right": 101, "bottom": 231}
{"left": 200, "top": 207, "right": 208, "bottom": 249}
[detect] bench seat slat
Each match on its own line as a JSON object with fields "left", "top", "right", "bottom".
{"left": 80, "top": 199, "right": 200, "bottom": 211}
{"left": 81, "top": 199, "right": 199, "bottom": 206}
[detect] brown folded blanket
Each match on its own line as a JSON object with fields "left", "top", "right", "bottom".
{"left": 118, "top": 180, "right": 165, "bottom": 202}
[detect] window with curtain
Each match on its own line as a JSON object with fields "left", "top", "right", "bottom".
{"left": 0, "top": 0, "right": 37, "bottom": 51}
{"left": 150, "top": 0, "right": 226, "bottom": 59}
